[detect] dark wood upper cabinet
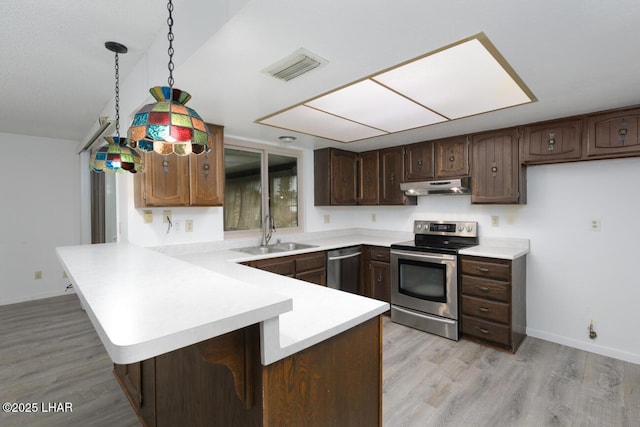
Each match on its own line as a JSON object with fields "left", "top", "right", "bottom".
{"left": 134, "top": 123, "right": 224, "bottom": 208}
{"left": 314, "top": 148, "right": 358, "bottom": 206}
{"left": 586, "top": 107, "right": 640, "bottom": 158}
{"left": 404, "top": 137, "right": 469, "bottom": 181}
{"left": 521, "top": 118, "right": 583, "bottom": 164}
{"left": 358, "top": 150, "right": 379, "bottom": 205}
{"left": 190, "top": 124, "right": 224, "bottom": 206}
{"left": 435, "top": 136, "right": 470, "bottom": 177}
{"left": 404, "top": 141, "right": 434, "bottom": 181}
{"left": 471, "top": 128, "right": 525, "bottom": 204}
{"left": 380, "top": 146, "right": 416, "bottom": 205}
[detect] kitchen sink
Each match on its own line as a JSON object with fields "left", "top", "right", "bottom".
{"left": 233, "top": 242, "right": 317, "bottom": 255}
{"left": 272, "top": 242, "right": 318, "bottom": 251}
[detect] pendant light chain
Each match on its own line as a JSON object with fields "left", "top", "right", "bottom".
{"left": 114, "top": 51, "right": 121, "bottom": 139}
{"left": 167, "top": 0, "right": 175, "bottom": 91}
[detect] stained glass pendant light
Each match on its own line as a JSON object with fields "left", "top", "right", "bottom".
{"left": 91, "top": 42, "right": 143, "bottom": 173}
{"left": 128, "top": 0, "right": 210, "bottom": 156}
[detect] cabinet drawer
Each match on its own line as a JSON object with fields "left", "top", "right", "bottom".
{"left": 253, "top": 257, "right": 295, "bottom": 276}
{"left": 461, "top": 315, "right": 510, "bottom": 346}
{"left": 295, "top": 252, "right": 325, "bottom": 273}
{"left": 368, "top": 247, "right": 390, "bottom": 263}
{"left": 461, "top": 295, "right": 509, "bottom": 324}
{"left": 460, "top": 256, "right": 510, "bottom": 281}
{"left": 461, "top": 275, "right": 510, "bottom": 302}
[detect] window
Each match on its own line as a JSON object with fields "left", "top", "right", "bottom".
{"left": 224, "top": 143, "right": 301, "bottom": 234}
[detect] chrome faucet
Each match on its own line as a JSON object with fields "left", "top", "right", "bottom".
{"left": 261, "top": 214, "right": 276, "bottom": 246}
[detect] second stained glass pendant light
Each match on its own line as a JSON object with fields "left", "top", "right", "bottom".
{"left": 128, "top": 0, "right": 210, "bottom": 156}
{"left": 91, "top": 41, "right": 143, "bottom": 173}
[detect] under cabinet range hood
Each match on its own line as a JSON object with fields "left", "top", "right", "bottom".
{"left": 400, "top": 177, "right": 471, "bottom": 196}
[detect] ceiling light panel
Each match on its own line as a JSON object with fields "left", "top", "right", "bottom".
{"left": 306, "top": 79, "right": 448, "bottom": 132}
{"left": 259, "top": 105, "right": 387, "bottom": 142}
{"left": 373, "top": 38, "right": 533, "bottom": 119}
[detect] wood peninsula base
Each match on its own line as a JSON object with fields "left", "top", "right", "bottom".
{"left": 115, "top": 316, "right": 382, "bottom": 427}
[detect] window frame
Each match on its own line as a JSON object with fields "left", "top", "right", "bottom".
{"left": 223, "top": 139, "right": 304, "bottom": 240}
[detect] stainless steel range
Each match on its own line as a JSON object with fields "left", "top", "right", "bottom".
{"left": 390, "top": 220, "right": 479, "bottom": 340}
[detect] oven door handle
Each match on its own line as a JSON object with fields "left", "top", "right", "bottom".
{"left": 390, "top": 249, "right": 456, "bottom": 262}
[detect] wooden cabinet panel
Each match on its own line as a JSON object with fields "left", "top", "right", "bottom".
{"left": 362, "top": 246, "right": 391, "bottom": 303}
{"left": 460, "top": 255, "right": 526, "bottom": 353}
{"left": 586, "top": 107, "right": 640, "bottom": 158}
{"left": 358, "top": 150, "right": 379, "bottom": 205}
{"left": 380, "top": 146, "right": 415, "bottom": 205}
{"left": 134, "top": 123, "right": 224, "bottom": 208}
{"left": 136, "top": 152, "right": 190, "bottom": 207}
{"left": 461, "top": 315, "right": 511, "bottom": 345}
{"left": 471, "top": 128, "right": 525, "bottom": 204}
{"left": 522, "top": 119, "right": 582, "bottom": 164}
{"left": 404, "top": 141, "right": 434, "bottom": 181}
{"left": 314, "top": 148, "right": 357, "bottom": 206}
{"left": 296, "top": 269, "right": 326, "bottom": 286}
{"left": 460, "top": 275, "right": 510, "bottom": 302}
{"left": 461, "top": 295, "right": 510, "bottom": 324}
{"left": 435, "top": 136, "right": 469, "bottom": 177}
{"left": 251, "top": 256, "right": 295, "bottom": 277}
{"left": 190, "top": 124, "right": 224, "bottom": 206}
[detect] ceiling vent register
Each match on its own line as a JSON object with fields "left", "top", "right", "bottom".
{"left": 264, "top": 48, "right": 326, "bottom": 82}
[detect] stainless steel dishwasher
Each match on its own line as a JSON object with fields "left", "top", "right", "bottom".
{"left": 326, "top": 246, "right": 361, "bottom": 294}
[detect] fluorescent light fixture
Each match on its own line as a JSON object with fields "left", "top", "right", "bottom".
{"left": 257, "top": 33, "right": 536, "bottom": 143}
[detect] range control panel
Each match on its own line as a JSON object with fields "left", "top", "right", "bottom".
{"left": 413, "top": 220, "right": 478, "bottom": 237}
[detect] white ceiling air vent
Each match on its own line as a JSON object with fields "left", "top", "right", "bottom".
{"left": 263, "top": 48, "right": 327, "bottom": 82}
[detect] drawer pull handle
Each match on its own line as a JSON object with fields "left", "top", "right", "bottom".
{"left": 477, "top": 307, "right": 490, "bottom": 312}
{"left": 476, "top": 286, "right": 490, "bottom": 292}
{"left": 476, "top": 327, "right": 490, "bottom": 334}
{"left": 475, "top": 267, "right": 490, "bottom": 272}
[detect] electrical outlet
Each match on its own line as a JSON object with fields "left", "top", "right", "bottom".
{"left": 372, "top": 213, "right": 377, "bottom": 222}
{"left": 34, "top": 271, "right": 42, "bottom": 280}
{"left": 143, "top": 210, "right": 153, "bottom": 224}
{"left": 185, "top": 220, "right": 193, "bottom": 232}
{"left": 590, "top": 218, "right": 601, "bottom": 231}
{"left": 491, "top": 216, "right": 499, "bottom": 227}
{"left": 163, "top": 210, "right": 172, "bottom": 224}
{"left": 323, "top": 214, "right": 330, "bottom": 224}
{"left": 62, "top": 271, "right": 68, "bottom": 279}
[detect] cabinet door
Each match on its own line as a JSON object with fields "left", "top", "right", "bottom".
{"left": 471, "top": 128, "right": 524, "bottom": 204}
{"left": 114, "top": 362, "right": 142, "bottom": 408}
{"left": 330, "top": 149, "right": 358, "bottom": 205}
{"left": 435, "top": 137, "right": 469, "bottom": 177}
{"left": 380, "top": 147, "right": 414, "bottom": 205}
{"left": 369, "top": 260, "right": 390, "bottom": 303}
{"left": 404, "top": 141, "right": 434, "bottom": 181}
{"left": 586, "top": 108, "right": 640, "bottom": 158}
{"left": 358, "top": 150, "right": 379, "bottom": 205}
{"left": 522, "top": 119, "right": 582, "bottom": 164}
{"left": 135, "top": 152, "right": 190, "bottom": 207}
{"left": 296, "top": 269, "right": 326, "bottom": 286}
{"left": 190, "top": 124, "right": 224, "bottom": 206}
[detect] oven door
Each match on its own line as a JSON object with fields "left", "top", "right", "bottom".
{"left": 390, "top": 249, "right": 458, "bottom": 320}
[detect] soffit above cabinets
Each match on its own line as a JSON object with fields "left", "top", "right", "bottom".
{"left": 257, "top": 33, "right": 536, "bottom": 143}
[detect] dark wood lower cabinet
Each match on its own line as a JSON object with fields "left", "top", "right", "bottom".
{"left": 114, "top": 317, "right": 382, "bottom": 427}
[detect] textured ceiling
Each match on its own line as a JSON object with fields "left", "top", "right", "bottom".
{"left": 2, "top": 0, "right": 640, "bottom": 153}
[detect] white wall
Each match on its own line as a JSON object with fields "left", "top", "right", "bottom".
{"left": 0, "top": 133, "right": 81, "bottom": 305}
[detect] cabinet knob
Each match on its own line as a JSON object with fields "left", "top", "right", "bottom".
{"left": 477, "top": 307, "right": 490, "bottom": 312}
{"left": 377, "top": 273, "right": 383, "bottom": 283}
{"left": 203, "top": 162, "right": 210, "bottom": 177}
{"left": 449, "top": 155, "right": 455, "bottom": 162}
{"left": 548, "top": 132, "right": 556, "bottom": 152}
{"left": 475, "top": 266, "right": 490, "bottom": 273}
{"left": 618, "top": 119, "right": 628, "bottom": 145}
{"left": 417, "top": 159, "right": 423, "bottom": 168}
{"left": 162, "top": 156, "right": 170, "bottom": 174}
{"left": 476, "top": 326, "right": 490, "bottom": 334}
{"left": 390, "top": 173, "right": 395, "bottom": 183}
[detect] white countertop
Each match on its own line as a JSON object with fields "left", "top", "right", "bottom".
{"left": 459, "top": 237, "right": 530, "bottom": 259}
{"left": 55, "top": 231, "right": 527, "bottom": 366}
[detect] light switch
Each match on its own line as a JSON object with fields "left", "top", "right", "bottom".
{"left": 143, "top": 210, "right": 153, "bottom": 224}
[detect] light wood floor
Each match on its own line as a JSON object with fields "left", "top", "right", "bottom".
{"left": 1, "top": 295, "right": 638, "bottom": 427}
